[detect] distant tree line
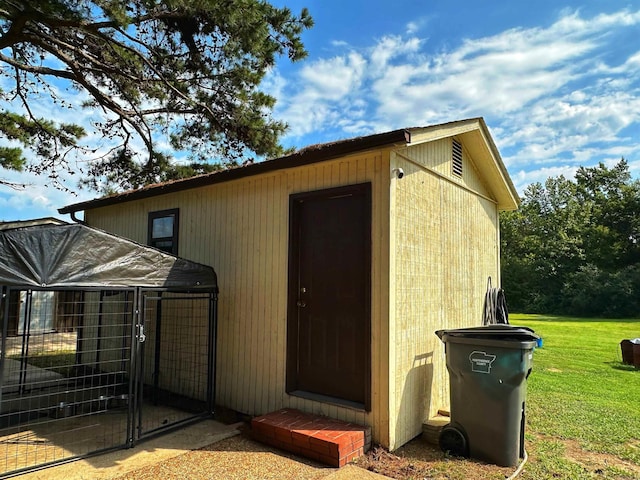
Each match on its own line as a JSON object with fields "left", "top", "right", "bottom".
{"left": 500, "top": 159, "right": 640, "bottom": 317}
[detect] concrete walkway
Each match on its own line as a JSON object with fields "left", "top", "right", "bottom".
{"left": 17, "top": 419, "right": 243, "bottom": 480}
{"left": 15, "top": 419, "right": 390, "bottom": 480}
{"left": 1, "top": 357, "right": 65, "bottom": 396}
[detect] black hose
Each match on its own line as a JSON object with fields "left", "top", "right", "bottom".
{"left": 483, "top": 277, "right": 509, "bottom": 325}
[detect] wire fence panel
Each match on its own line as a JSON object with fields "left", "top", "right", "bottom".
{"left": 136, "top": 292, "right": 213, "bottom": 438}
{"left": 0, "top": 287, "right": 214, "bottom": 478}
{"left": 0, "top": 289, "right": 134, "bottom": 477}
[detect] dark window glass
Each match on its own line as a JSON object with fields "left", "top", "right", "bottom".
{"left": 148, "top": 209, "right": 179, "bottom": 255}
{"left": 152, "top": 216, "right": 174, "bottom": 239}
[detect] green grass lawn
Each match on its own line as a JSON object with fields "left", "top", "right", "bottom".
{"left": 513, "top": 313, "right": 640, "bottom": 479}
{"left": 9, "top": 350, "right": 78, "bottom": 377}
{"left": 357, "top": 314, "right": 640, "bottom": 480}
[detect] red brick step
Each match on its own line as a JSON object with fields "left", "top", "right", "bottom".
{"left": 251, "top": 408, "right": 371, "bottom": 467}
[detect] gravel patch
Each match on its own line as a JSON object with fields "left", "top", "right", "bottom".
{"left": 113, "top": 434, "right": 336, "bottom": 480}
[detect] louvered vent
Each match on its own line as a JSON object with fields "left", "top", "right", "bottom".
{"left": 452, "top": 139, "right": 463, "bottom": 177}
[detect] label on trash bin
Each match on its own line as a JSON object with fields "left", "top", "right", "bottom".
{"left": 469, "top": 351, "right": 496, "bottom": 374}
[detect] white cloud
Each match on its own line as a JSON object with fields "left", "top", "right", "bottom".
{"left": 369, "top": 35, "right": 421, "bottom": 72}
{"left": 500, "top": 87, "right": 640, "bottom": 169}
{"left": 551, "top": 8, "right": 640, "bottom": 34}
{"left": 262, "top": 69, "right": 287, "bottom": 101}
{"left": 0, "top": 176, "right": 93, "bottom": 221}
{"left": 406, "top": 15, "right": 434, "bottom": 37}
{"left": 275, "top": 52, "right": 369, "bottom": 137}
{"left": 406, "top": 22, "right": 419, "bottom": 35}
{"left": 511, "top": 164, "right": 578, "bottom": 193}
{"left": 299, "top": 52, "right": 367, "bottom": 101}
{"left": 4, "top": 6, "right": 640, "bottom": 219}
{"left": 625, "top": 51, "right": 640, "bottom": 67}
{"left": 274, "top": 7, "right": 640, "bottom": 192}
{"left": 0, "top": 66, "right": 185, "bottom": 215}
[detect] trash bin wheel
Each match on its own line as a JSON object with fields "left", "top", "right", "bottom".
{"left": 439, "top": 425, "right": 469, "bottom": 458}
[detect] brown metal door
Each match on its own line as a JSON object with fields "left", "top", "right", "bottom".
{"left": 287, "top": 183, "right": 371, "bottom": 409}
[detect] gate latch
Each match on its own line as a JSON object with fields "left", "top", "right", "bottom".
{"left": 137, "top": 324, "right": 146, "bottom": 343}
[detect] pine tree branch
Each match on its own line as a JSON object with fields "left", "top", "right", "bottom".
{"left": 0, "top": 51, "right": 74, "bottom": 79}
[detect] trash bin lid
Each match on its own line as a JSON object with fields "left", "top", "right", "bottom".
{"left": 435, "top": 325, "right": 540, "bottom": 344}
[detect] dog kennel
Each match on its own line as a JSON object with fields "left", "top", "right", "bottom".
{"left": 0, "top": 223, "right": 218, "bottom": 477}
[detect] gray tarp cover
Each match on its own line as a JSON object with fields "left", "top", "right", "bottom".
{"left": 0, "top": 223, "right": 218, "bottom": 289}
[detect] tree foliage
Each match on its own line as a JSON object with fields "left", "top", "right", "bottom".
{"left": 0, "top": 0, "right": 313, "bottom": 191}
{"left": 500, "top": 159, "right": 640, "bottom": 317}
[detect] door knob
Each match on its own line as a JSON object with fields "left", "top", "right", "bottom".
{"left": 296, "top": 300, "right": 307, "bottom": 308}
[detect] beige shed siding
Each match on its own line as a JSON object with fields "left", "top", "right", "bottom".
{"left": 399, "top": 138, "right": 493, "bottom": 200}
{"left": 85, "top": 151, "right": 392, "bottom": 446}
{"left": 388, "top": 139, "right": 499, "bottom": 449}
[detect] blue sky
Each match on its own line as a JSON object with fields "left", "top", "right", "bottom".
{"left": 2, "top": 1, "right": 640, "bottom": 221}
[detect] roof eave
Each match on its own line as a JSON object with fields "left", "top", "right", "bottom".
{"left": 476, "top": 118, "right": 520, "bottom": 211}
{"left": 59, "top": 129, "right": 411, "bottom": 215}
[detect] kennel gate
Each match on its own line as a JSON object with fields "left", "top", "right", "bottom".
{"left": 0, "top": 286, "right": 217, "bottom": 478}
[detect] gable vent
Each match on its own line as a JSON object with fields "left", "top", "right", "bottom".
{"left": 452, "top": 139, "right": 463, "bottom": 177}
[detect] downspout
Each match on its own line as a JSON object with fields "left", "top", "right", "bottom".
{"left": 70, "top": 210, "right": 87, "bottom": 225}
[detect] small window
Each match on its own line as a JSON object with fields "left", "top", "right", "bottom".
{"left": 148, "top": 209, "right": 179, "bottom": 255}
{"left": 452, "top": 139, "right": 463, "bottom": 177}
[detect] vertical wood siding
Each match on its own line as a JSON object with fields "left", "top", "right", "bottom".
{"left": 85, "top": 151, "right": 392, "bottom": 446}
{"left": 388, "top": 138, "right": 500, "bottom": 449}
{"left": 83, "top": 137, "right": 503, "bottom": 450}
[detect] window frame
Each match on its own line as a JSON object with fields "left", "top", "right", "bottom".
{"left": 148, "top": 208, "right": 180, "bottom": 255}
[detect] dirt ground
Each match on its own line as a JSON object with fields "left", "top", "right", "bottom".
{"left": 108, "top": 425, "right": 517, "bottom": 480}
{"left": 354, "top": 436, "right": 515, "bottom": 480}
{"left": 101, "top": 426, "right": 640, "bottom": 480}
{"left": 108, "top": 422, "right": 388, "bottom": 480}
{"left": 13, "top": 420, "right": 640, "bottom": 480}
{"left": 354, "top": 434, "right": 640, "bottom": 480}
{"left": 560, "top": 438, "right": 640, "bottom": 478}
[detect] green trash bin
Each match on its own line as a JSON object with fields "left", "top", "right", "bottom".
{"left": 435, "top": 325, "right": 539, "bottom": 467}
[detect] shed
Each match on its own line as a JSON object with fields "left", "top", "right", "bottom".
{"left": 59, "top": 117, "right": 519, "bottom": 451}
{"left": 0, "top": 223, "right": 218, "bottom": 476}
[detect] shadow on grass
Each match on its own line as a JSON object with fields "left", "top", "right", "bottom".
{"left": 516, "top": 314, "right": 640, "bottom": 324}
{"left": 605, "top": 362, "right": 638, "bottom": 372}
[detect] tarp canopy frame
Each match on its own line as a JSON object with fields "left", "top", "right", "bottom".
{"left": 0, "top": 223, "right": 218, "bottom": 291}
